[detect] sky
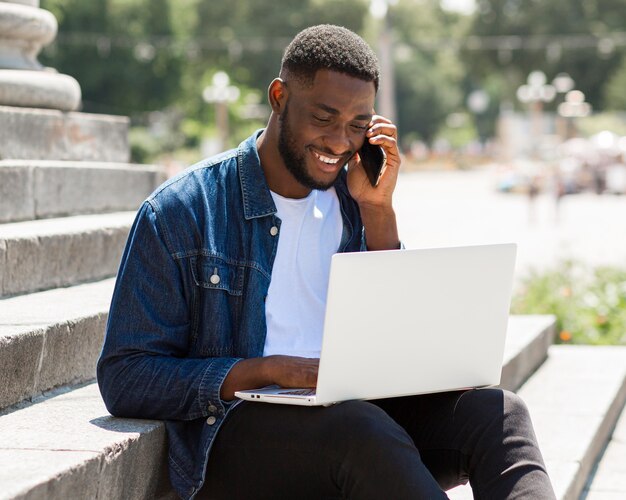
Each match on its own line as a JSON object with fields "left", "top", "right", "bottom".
{"left": 370, "top": 0, "right": 476, "bottom": 18}
{"left": 440, "top": 0, "right": 476, "bottom": 15}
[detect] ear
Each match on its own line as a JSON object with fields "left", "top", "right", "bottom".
{"left": 268, "top": 78, "right": 288, "bottom": 114}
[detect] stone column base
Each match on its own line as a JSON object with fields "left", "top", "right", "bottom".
{"left": 0, "top": 69, "right": 81, "bottom": 111}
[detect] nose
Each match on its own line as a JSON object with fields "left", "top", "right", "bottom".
{"left": 323, "top": 124, "right": 355, "bottom": 156}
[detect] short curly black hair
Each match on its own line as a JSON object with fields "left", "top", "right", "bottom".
{"left": 281, "top": 25, "right": 379, "bottom": 92}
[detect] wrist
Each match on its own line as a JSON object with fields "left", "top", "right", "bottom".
{"left": 359, "top": 203, "right": 397, "bottom": 234}
{"left": 260, "top": 356, "right": 272, "bottom": 385}
{"left": 260, "top": 355, "right": 279, "bottom": 385}
{"left": 358, "top": 202, "right": 395, "bottom": 219}
{"left": 359, "top": 205, "right": 400, "bottom": 251}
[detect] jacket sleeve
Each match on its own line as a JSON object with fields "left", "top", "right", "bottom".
{"left": 97, "top": 201, "right": 242, "bottom": 421}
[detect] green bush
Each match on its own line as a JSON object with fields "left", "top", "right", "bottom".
{"left": 129, "top": 127, "right": 161, "bottom": 164}
{"left": 512, "top": 261, "right": 626, "bottom": 345}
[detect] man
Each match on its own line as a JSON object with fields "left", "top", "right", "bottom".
{"left": 98, "top": 25, "right": 555, "bottom": 499}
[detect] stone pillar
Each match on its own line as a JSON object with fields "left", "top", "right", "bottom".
{"left": 0, "top": 0, "right": 81, "bottom": 110}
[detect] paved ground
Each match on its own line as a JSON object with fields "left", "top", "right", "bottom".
{"left": 393, "top": 166, "right": 626, "bottom": 278}
{"left": 394, "top": 167, "right": 626, "bottom": 498}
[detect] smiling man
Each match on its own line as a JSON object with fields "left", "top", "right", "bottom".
{"left": 97, "top": 25, "right": 555, "bottom": 499}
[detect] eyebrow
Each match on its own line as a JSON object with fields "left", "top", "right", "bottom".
{"left": 314, "top": 103, "right": 372, "bottom": 122}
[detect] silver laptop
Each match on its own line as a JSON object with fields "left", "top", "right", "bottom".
{"left": 235, "top": 243, "right": 517, "bottom": 406}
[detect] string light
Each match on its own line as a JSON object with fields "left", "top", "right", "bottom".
{"left": 48, "top": 31, "right": 626, "bottom": 60}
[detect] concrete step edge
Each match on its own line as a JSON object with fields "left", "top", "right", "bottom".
{"left": 0, "top": 161, "right": 163, "bottom": 223}
{"left": 0, "top": 279, "right": 116, "bottom": 410}
{"left": 0, "top": 383, "right": 174, "bottom": 500}
{"left": 581, "top": 395, "right": 626, "bottom": 499}
{"left": 0, "top": 211, "right": 134, "bottom": 297}
{"left": 0, "top": 160, "right": 160, "bottom": 170}
{"left": 527, "top": 346, "right": 626, "bottom": 500}
{"left": 499, "top": 314, "right": 556, "bottom": 391}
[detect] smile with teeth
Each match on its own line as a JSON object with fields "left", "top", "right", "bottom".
{"left": 313, "top": 151, "right": 341, "bottom": 165}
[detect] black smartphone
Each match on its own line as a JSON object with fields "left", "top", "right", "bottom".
{"left": 359, "top": 140, "right": 387, "bottom": 187}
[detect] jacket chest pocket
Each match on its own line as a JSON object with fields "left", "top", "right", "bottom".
{"left": 191, "top": 255, "right": 244, "bottom": 296}
{"left": 190, "top": 255, "right": 246, "bottom": 356}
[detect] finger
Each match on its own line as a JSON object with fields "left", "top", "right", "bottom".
{"left": 346, "top": 151, "right": 362, "bottom": 171}
{"left": 368, "top": 134, "right": 398, "bottom": 152}
{"left": 367, "top": 122, "right": 397, "bottom": 138}
{"left": 370, "top": 114, "right": 393, "bottom": 125}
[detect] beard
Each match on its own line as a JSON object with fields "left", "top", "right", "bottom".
{"left": 277, "top": 103, "right": 341, "bottom": 192}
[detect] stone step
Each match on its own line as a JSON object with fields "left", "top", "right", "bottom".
{"left": 0, "top": 315, "right": 554, "bottom": 499}
{"left": 499, "top": 314, "right": 555, "bottom": 391}
{"left": 0, "top": 160, "right": 164, "bottom": 223}
{"left": 581, "top": 395, "right": 626, "bottom": 499}
{"left": 447, "top": 345, "right": 626, "bottom": 500}
{"left": 0, "top": 105, "right": 129, "bottom": 162}
{"left": 528, "top": 347, "right": 626, "bottom": 500}
{"left": 0, "top": 211, "right": 134, "bottom": 297}
{"left": 0, "top": 279, "right": 115, "bottom": 410}
{"left": 0, "top": 383, "right": 174, "bottom": 500}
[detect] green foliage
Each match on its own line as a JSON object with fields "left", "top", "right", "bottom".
{"left": 189, "top": 0, "right": 369, "bottom": 99}
{"left": 512, "top": 261, "right": 626, "bottom": 345}
{"left": 41, "top": 0, "right": 183, "bottom": 115}
{"left": 390, "top": 0, "right": 466, "bottom": 143}
{"left": 604, "top": 56, "right": 626, "bottom": 111}
{"left": 465, "top": 0, "right": 626, "bottom": 110}
{"left": 395, "top": 53, "right": 463, "bottom": 143}
{"left": 576, "top": 112, "right": 626, "bottom": 137}
{"left": 436, "top": 114, "right": 479, "bottom": 149}
{"left": 129, "top": 127, "right": 161, "bottom": 164}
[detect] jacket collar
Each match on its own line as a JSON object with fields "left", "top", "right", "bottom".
{"left": 237, "top": 130, "right": 277, "bottom": 220}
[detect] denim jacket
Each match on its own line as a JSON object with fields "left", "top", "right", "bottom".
{"left": 97, "top": 131, "right": 365, "bottom": 499}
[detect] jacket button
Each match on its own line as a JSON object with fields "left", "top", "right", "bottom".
{"left": 210, "top": 274, "right": 220, "bottom": 285}
{"left": 206, "top": 416, "right": 217, "bottom": 425}
{"left": 208, "top": 404, "right": 217, "bottom": 414}
{"left": 270, "top": 226, "right": 279, "bottom": 236}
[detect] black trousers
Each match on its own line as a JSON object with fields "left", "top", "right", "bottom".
{"left": 199, "top": 388, "right": 555, "bottom": 499}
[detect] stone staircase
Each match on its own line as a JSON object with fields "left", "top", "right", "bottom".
{"left": 0, "top": 102, "right": 171, "bottom": 498}
{"left": 1, "top": 115, "right": 625, "bottom": 500}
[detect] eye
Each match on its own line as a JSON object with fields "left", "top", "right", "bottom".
{"left": 351, "top": 123, "right": 369, "bottom": 131}
{"left": 312, "top": 114, "right": 331, "bottom": 124}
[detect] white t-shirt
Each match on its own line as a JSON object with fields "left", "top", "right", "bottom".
{"left": 263, "top": 187, "right": 343, "bottom": 358}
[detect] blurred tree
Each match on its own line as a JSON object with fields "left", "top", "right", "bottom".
{"left": 178, "top": 0, "right": 370, "bottom": 148}
{"left": 394, "top": 52, "right": 462, "bottom": 144}
{"left": 40, "top": 0, "right": 469, "bottom": 148}
{"left": 465, "top": 0, "right": 626, "bottom": 110}
{"left": 191, "top": 0, "right": 368, "bottom": 88}
{"left": 41, "top": 0, "right": 183, "bottom": 115}
{"left": 185, "top": 0, "right": 368, "bottom": 110}
{"left": 388, "top": 0, "right": 466, "bottom": 144}
{"left": 604, "top": 56, "right": 626, "bottom": 110}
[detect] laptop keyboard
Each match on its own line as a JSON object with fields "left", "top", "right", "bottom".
{"left": 278, "top": 389, "right": 316, "bottom": 396}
